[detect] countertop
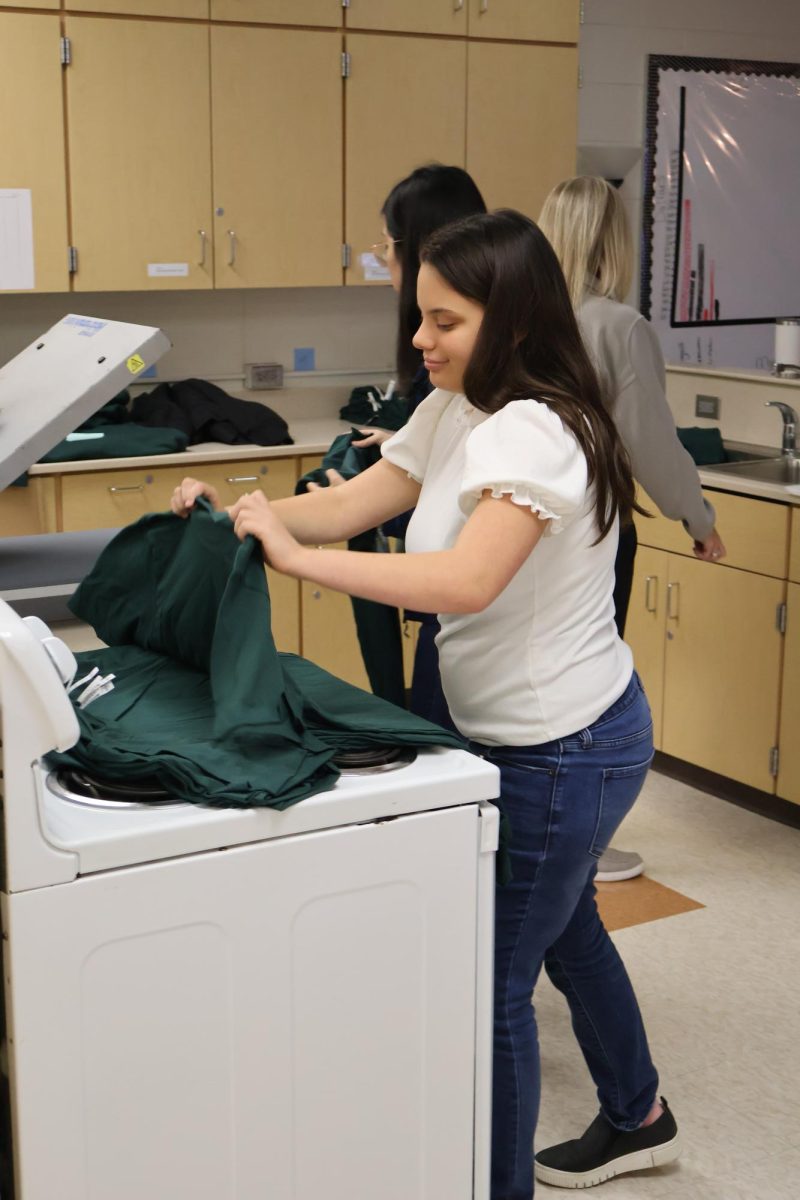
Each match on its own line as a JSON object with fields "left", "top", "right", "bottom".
{"left": 26, "top": 419, "right": 800, "bottom": 506}
{"left": 28, "top": 418, "right": 352, "bottom": 476}
{"left": 666, "top": 365, "right": 800, "bottom": 389}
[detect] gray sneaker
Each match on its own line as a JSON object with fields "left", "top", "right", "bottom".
{"left": 595, "top": 847, "right": 644, "bottom": 882}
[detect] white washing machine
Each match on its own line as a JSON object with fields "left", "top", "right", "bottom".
{"left": 0, "top": 320, "right": 501, "bottom": 1199}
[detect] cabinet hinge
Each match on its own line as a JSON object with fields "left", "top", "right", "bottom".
{"left": 341, "top": 243, "right": 351, "bottom": 269}
{"left": 60, "top": 36, "right": 72, "bottom": 67}
{"left": 769, "top": 746, "right": 780, "bottom": 777}
{"left": 341, "top": 50, "right": 351, "bottom": 79}
{"left": 67, "top": 246, "right": 78, "bottom": 274}
{"left": 776, "top": 602, "right": 787, "bottom": 634}
{"left": 579, "top": 0, "right": 586, "bottom": 24}
{"left": 578, "top": 64, "right": 584, "bottom": 89}
{"left": 341, "top": 0, "right": 350, "bottom": 7}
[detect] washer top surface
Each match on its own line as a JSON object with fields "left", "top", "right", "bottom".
{"left": 37, "top": 746, "right": 500, "bottom": 875}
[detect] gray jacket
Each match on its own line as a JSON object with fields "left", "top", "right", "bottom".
{"left": 578, "top": 294, "right": 715, "bottom": 542}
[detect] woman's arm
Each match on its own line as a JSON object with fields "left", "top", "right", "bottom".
{"left": 229, "top": 489, "right": 547, "bottom": 614}
{"left": 171, "top": 458, "right": 420, "bottom": 545}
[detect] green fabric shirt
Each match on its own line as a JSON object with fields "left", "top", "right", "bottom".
{"left": 47, "top": 499, "right": 463, "bottom": 808}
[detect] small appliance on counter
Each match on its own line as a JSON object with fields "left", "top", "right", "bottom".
{"left": 0, "top": 315, "right": 171, "bottom": 621}
{"left": 774, "top": 318, "right": 800, "bottom": 378}
{"left": 0, "top": 321, "right": 500, "bottom": 1200}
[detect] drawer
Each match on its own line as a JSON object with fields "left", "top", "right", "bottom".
{"left": 60, "top": 458, "right": 297, "bottom": 531}
{"left": 60, "top": 458, "right": 301, "bottom": 652}
{"left": 0, "top": 477, "right": 57, "bottom": 537}
{"left": 635, "top": 487, "right": 790, "bottom": 578}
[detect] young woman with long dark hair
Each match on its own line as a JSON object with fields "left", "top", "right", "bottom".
{"left": 173, "top": 210, "right": 681, "bottom": 1198}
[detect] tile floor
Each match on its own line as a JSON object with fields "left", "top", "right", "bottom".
{"left": 535, "top": 768, "right": 800, "bottom": 1200}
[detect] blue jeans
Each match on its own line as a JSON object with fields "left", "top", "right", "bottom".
{"left": 471, "top": 673, "right": 659, "bottom": 1200}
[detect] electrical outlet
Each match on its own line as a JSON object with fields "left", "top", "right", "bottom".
{"left": 695, "top": 393, "right": 720, "bottom": 419}
{"left": 245, "top": 362, "right": 283, "bottom": 390}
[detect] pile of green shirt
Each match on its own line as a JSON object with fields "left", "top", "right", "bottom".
{"left": 47, "top": 499, "right": 462, "bottom": 809}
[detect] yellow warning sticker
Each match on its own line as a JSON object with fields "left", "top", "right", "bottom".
{"left": 127, "top": 354, "right": 146, "bottom": 374}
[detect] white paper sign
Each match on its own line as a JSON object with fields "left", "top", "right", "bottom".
{"left": 0, "top": 189, "right": 35, "bottom": 290}
{"left": 147, "top": 262, "right": 189, "bottom": 278}
{"left": 360, "top": 252, "right": 391, "bottom": 283}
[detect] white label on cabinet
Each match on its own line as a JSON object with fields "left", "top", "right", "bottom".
{"left": 359, "top": 252, "right": 391, "bottom": 283}
{"left": 0, "top": 189, "right": 35, "bottom": 290}
{"left": 147, "top": 262, "right": 189, "bottom": 278}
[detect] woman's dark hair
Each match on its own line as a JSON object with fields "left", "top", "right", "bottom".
{"left": 382, "top": 164, "right": 486, "bottom": 395}
{"left": 420, "top": 209, "right": 640, "bottom": 539}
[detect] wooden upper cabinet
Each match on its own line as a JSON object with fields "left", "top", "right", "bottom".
{"left": 211, "top": 26, "right": 342, "bottom": 288}
{"left": 66, "top": 1, "right": 209, "bottom": 14}
{"left": 468, "top": 0, "right": 579, "bottom": 42}
{"left": 345, "top": 33, "right": 467, "bottom": 286}
{"left": 0, "top": 13, "right": 69, "bottom": 293}
{"left": 65, "top": 17, "right": 213, "bottom": 292}
{"left": 210, "top": 0, "right": 341, "bottom": 23}
{"left": 0, "top": 0, "right": 58, "bottom": 7}
{"left": 345, "top": 0, "right": 468, "bottom": 36}
{"left": 466, "top": 41, "right": 577, "bottom": 219}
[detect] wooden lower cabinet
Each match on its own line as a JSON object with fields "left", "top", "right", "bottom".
{"left": 623, "top": 546, "right": 667, "bottom": 750}
{"left": 0, "top": 477, "right": 57, "bottom": 537}
{"left": 627, "top": 548, "right": 784, "bottom": 792}
{"left": 297, "top": 457, "right": 370, "bottom": 691}
{"left": 777, "top": 583, "right": 800, "bottom": 805}
{"left": 659, "top": 555, "right": 783, "bottom": 793}
{"left": 58, "top": 457, "right": 300, "bottom": 654}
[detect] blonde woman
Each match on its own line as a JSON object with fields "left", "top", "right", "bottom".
{"left": 539, "top": 176, "right": 725, "bottom": 886}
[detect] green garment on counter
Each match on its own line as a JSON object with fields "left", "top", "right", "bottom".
{"left": 676, "top": 425, "right": 726, "bottom": 466}
{"left": 338, "top": 386, "right": 408, "bottom": 431}
{"left": 40, "top": 423, "right": 188, "bottom": 462}
{"left": 39, "top": 389, "right": 188, "bottom": 462}
{"left": 46, "top": 499, "right": 462, "bottom": 809}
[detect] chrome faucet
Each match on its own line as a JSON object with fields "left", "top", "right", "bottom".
{"left": 765, "top": 401, "right": 798, "bottom": 457}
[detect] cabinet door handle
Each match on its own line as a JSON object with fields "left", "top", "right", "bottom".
{"left": 198, "top": 229, "right": 207, "bottom": 268}
{"left": 479, "top": 0, "right": 489, "bottom": 11}
{"left": 667, "top": 581, "right": 680, "bottom": 620}
{"left": 225, "top": 475, "right": 259, "bottom": 484}
{"left": 227, "top": 229, "right": 237, "bottom": 267}
{"left": 644, "top": 574, "right": 658, "bottom": 613}
{"left": 108, "top": 484, "right": 144, "bottom": 493}
{"left": 454, "top": 0, "right": 464, "bottom": 10}
{"left": 311, "top": 590, "right": 322, "bottom": 600}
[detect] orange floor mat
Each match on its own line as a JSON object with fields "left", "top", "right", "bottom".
{"left": 596, "top": 875, "right": 704, "bottom": 932}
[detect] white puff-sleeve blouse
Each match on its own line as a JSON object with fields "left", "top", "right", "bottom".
{"left": 458, "top": 398, "right": 588, "bottom": 534}
{"left": 383, "top": 391, "right": 632, "bottom": 746}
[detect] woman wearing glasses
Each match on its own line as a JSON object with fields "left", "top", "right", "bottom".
{"left": 357, "top": 164, "right": 487, "bottom": 725}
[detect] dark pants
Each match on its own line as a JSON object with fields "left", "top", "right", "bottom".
{"left": 613, "top": 521, "right": 638, "bottom": 638}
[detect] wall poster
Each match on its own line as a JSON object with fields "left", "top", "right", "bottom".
{"left": 641, "top": 55, "right": 800, "bottom": 369}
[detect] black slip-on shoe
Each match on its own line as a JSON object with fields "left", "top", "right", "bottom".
{"left": 534, "top": 1096, "right": 680, "bottom": 1189}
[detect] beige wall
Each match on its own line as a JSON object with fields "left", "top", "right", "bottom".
{"left": 666, "top": 368, "right": 800, "bottom": 448}
{"left": 0, "top": 286, "right": 397, "bottom": 389}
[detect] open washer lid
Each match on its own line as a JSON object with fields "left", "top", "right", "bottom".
{"left": 0, "top": 313, "right": 170, "bottom": 489}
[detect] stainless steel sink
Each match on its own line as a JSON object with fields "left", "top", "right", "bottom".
{"left": 705, "top": 456, "right": 800, "bottom": 485}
